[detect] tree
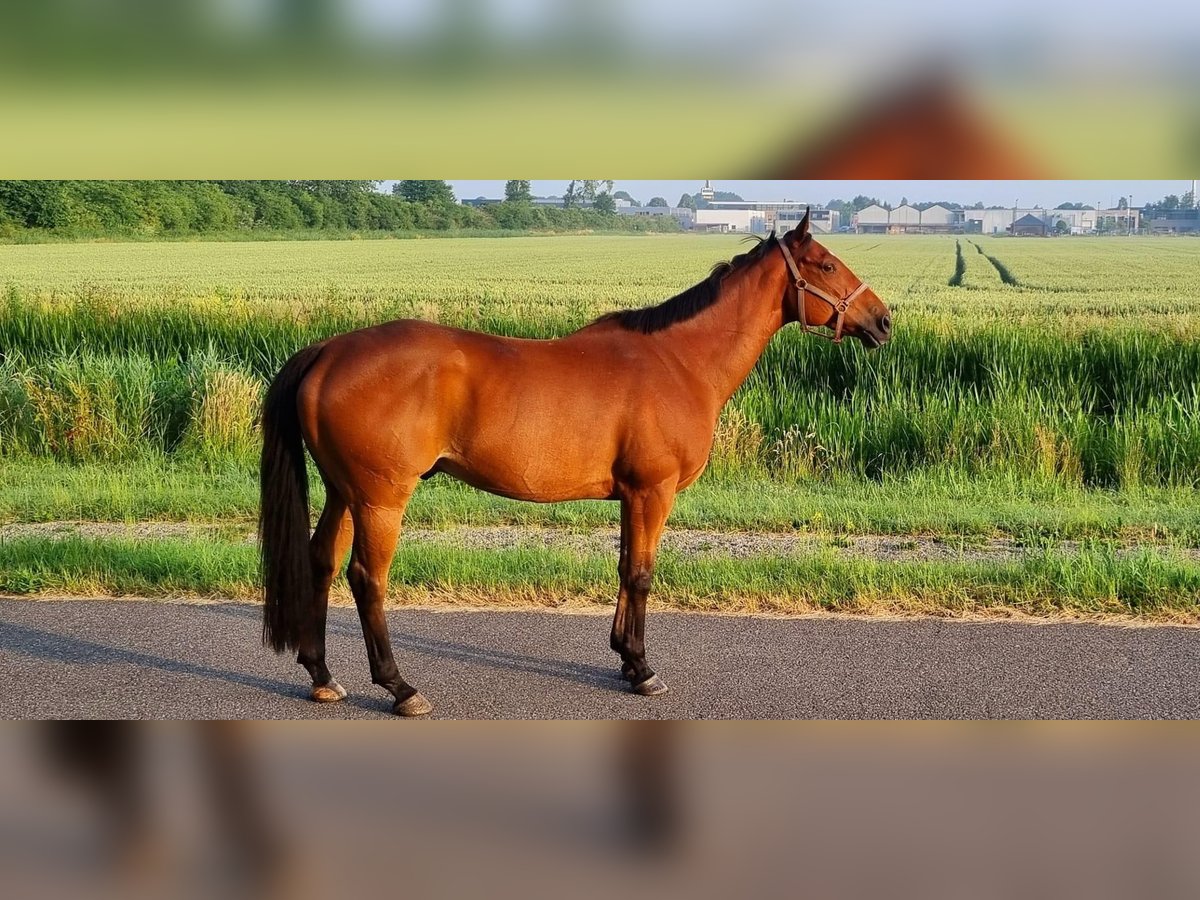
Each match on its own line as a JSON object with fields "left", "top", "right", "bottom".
{"left": 287, "top": 181, "right": 376, "bottom": 199}
{"left": 677, "top": 193, "right": 695, "bottom": 210}
{"left": 0, "top": 180, "right": 70, "bottom": 229}
{"left": 579, "top": 181, "right": 613, "bottom": 204}
{"left": 563, "top": 180, "right": 614, "bottom": 208}
{"left": 693, "top": 190, "right": 744, "bottom": 209}
{"left": 851, "top": 195, "right": 882, "bottom": 210}
{"left": 648, "top": 196, "right": 668, "bottom": 208}
{"left": 1054, "top": 219, "right": 1070, "bottom": 235}
{"left": 504, "top": 180, "right": 532, "bottom": 204}
{"left": 593, "top": 192, "right": 617, "bottom": 215}
{"left": 393, "top": 180, "right": 455, "bottom": 206}
{"left": 1183, "top": 190, "right": 1195, "bottom": 209}
{"left": 1117, "top": 196, "right": 1129, "bottom": 210}
{"left": 613, "top": 190, "right": 638, "bottom": 206}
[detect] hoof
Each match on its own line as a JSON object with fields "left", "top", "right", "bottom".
{"left": 632, "top": 674, "right": 668, "bottom": 697}
{"left": 393, "top": 692, "right": 433, "bottom": 717}
{"left": 310, "top": 682, "right": 347, "bottom": 703}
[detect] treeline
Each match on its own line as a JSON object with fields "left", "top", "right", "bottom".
{"left": 0, "top": 181, "right": 680, "bottom": 240}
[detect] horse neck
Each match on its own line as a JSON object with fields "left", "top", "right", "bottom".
{"left": 664, "top": 255, "right": 788, "bottom": 408}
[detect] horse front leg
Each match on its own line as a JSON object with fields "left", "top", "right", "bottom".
{"left": 611, "top": 484, "right": 675, "bottom": 696}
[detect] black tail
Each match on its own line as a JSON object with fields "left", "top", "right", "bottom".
{"left": 259, "top": 343, "right": 326, "bottom": 654}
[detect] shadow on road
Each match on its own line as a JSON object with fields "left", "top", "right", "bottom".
{"left": 210, "top": 603, "right": 625, "bottom": 693}
{"left": 0, "top": 620, "right": 307, "bottom": 703}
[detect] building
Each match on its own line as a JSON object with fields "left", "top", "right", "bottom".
{"left": 1095, "top": 207, "right": 1140, "bottom": 233}
{"left": 617, "top": 205, "right": 696, "bottom": 228}
{"left": 854, "top": 204, "right": 890, "bottom": 233}
{"left": 1010, "top": 213, "right": 1047, "bottom": 236}
{"left": 694, "top": 208, "right": 766, "bottom": 233}
{"left": 772, "top": 207, "right": 839, "bottom": 234}
{"left": 1145, "top": 208, "right": 1200, "bottom": 234}
{"left": 703, "top": 200, "right": 837, "bottom": 233}
{"left": 965, "top": 208, "right": 1042, "bottom": 235}
{"left": 1045, "top": 208, "right": 1098, "bottom": 234}
{"left": 919, "top": 205, "right": 959, "bottom": 231}
{"left": 852, "top": 204, "right": 963, "bottom": 234}
{"left": 462, "top": 196, "right": 568, "bottom": 208}
{"left": 890, "top": 205, "right": 921, "bottom": 230}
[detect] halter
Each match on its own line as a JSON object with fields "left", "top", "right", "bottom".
{"left": 777, "top": 237, "right": 871, "bottom": 343}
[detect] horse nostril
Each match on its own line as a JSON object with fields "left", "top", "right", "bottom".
{"left": 881, "top": 314, "right": 891, "bottom": 334}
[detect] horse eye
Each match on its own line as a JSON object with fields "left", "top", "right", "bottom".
{"left": 822, "top": 263, "right": 836, "bottom": 273}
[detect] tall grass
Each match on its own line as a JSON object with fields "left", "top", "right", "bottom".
{"left": 2, "top": 308, "right": 1198, "bottom": 488}
{"left": 2, "top": 236, "right": 1199, "bottom": 489}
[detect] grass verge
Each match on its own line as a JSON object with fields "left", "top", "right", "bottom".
{"left": 2, "top": 534, "right": 1197, "bottom": 622}
{"left": 2, "top": 459, "right": 1198, "bottom": 543}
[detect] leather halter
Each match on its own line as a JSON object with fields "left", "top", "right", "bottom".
{"left": 777, "top": 237, "right": 871, "bottom": 343}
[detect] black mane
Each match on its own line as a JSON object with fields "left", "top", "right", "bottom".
{"left": 594, "top": 232, "right": 779, "bottom": 334}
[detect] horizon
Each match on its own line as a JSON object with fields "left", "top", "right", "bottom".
{"left": 434, "top": 180, "right": 1197, "bottom": 209}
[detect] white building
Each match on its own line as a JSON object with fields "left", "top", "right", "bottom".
{"left": 694, "top": 208, "right": 767, "bottom": 233}
{"left": 773, "top": 207, "right": 839, "bottom": 234}
{"left": 854, "top": 204, "right": 890, "bottom": 232}
{"left": 921, "top": 205, "right": 957, "bottom": 227}
{"left": 965, "top": 208, "right": 1039, "bottom": 235}
{"left": 703, "top": 200, "right": 837, "bottom": 233}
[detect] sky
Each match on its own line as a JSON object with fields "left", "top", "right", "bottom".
{"left": 444, "top": 181, "right": 1196, "bottom": 208}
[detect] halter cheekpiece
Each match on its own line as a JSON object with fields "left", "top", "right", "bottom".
{"left": 776, "top": 237, "right": 871, "bottom": 343}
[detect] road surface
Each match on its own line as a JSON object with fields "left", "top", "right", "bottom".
{"left": 0, "top": 599, "right": 1197, "bottom": 718}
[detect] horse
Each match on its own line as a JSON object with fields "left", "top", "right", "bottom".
{"left": 258, "top": 209, "right": 892, "bottom": 716}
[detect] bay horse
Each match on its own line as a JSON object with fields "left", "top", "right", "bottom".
{"left": 258, "top": 209, "right": 891, "bottom": 716}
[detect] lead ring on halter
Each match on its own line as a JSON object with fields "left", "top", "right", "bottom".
{"left": 777, "top": 237, "right": 870, "bottom": 343}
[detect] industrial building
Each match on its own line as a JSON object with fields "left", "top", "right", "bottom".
{"left": 693, "top": 208, "right": 767, "bottom": 234}
{"left": 699, "top": 201, "right": 839, "bottom": 234}
{"left": 855, "top": 204, "right": 1142, "bottom": 236}
{"left": 1145, "top": 208, "right": 1200, "bottom": 234}
{"left": 462, "top": 181, "right": 1195, "bottom": 236}
{"left": 855, "top": 204, "right": 958, "bottom": 234}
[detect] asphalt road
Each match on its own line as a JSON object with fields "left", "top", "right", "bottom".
{"left": 0, "top": 599, "right": 1197, "bottom": 718}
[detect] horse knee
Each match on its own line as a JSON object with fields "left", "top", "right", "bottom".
{"left": 629, "top": 568, "right": 654, "bottom": 596}
{"left": 349, "top": 557, "right": 390, "bottom": 601}
{"left": 311, "top": 554, "right": 337, "bottom": 584}
{"left": 346, "top": 558, "right": 369, "bottom": 596}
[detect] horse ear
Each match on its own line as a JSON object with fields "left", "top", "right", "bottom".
{"left": 799, "top": 206, "right": 811, "bottom": 236}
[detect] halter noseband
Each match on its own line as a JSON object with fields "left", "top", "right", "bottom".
{"left": 777, "top": 237, "right": 870, "bottom": 343}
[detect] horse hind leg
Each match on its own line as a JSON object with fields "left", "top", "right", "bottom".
{"left": 299, "top": 490, "right": 353, "bottom": 703}
{"left": 346, "top": 491, "right": 432, "bottom": 717}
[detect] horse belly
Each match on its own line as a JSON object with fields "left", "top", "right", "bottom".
{"left": 442, "top": 408, "right": 619, "bottom": 502}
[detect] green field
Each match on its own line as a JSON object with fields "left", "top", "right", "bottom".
{"left": 2, "top": 234, "right": 1199, "bottom": 618}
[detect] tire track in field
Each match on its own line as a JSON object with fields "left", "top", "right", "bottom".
{"left": 968, "top": 240, "right": 1021, "bottom": 286}
{"left": 948, "top": 239, "right": 966, "bottom": 286}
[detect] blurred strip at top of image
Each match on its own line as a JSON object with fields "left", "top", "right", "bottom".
{"left": 0, "top": 0, "right": 1196, "bottom": 176}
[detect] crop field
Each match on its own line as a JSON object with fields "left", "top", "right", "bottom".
{"left": 2, "top": 234, "right": 1199, "bottom": 619}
